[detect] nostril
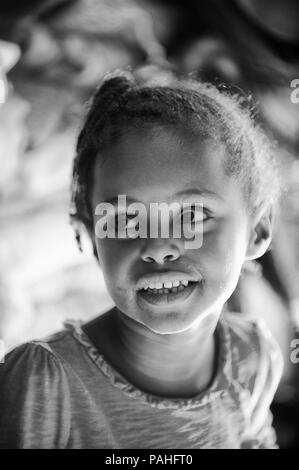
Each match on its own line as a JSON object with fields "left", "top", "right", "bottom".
{"left": 143, "top": 255, "right": 155, "bottom": 263}
{"left": 142, "top": 252, "right": 179, "bottom": 264}
{"left": 164, "top": 254, "right": 175, "bottom": 262}
{"left": 141, "top": 242, "right": 181, "bottom": 264}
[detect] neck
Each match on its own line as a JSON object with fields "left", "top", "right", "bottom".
{"left": 113, "top": 309, "right": 220, "bottom": 398}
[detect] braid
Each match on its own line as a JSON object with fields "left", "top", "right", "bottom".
{"left": 77, "top": 73, "right": 134, "bottom": 152}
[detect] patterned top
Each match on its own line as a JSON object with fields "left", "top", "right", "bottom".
{"left": 0, "top": 312, "right": 283, "bottom": 449}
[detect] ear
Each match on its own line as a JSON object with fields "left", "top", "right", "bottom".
{"left": 245, "top": 206, "right": 273, "bottom": 261}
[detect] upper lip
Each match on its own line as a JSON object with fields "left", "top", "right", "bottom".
{"left": 136, "top": 270, "right": 203, "bottom": 291}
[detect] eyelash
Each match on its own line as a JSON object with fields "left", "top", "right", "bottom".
{"left": 114, "top": 214, "right": 137, "bottom": 231}
{"left": 112, "top": 208, "right": 212, "bottom": 229}
{"left": 180, "top": 207, "right": 212, "bottom": 223}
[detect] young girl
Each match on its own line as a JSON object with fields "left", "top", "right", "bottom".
{"left": 0, "top": 68, "right": 283, "bottom": 449}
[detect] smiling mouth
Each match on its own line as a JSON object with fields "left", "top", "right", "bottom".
{"left": 139, "top": 279, "right": 196, "bottom": 295}
{"left": 137, "top": 280, "right": 200, "bottom": 306}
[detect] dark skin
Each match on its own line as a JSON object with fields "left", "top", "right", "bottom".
{"left": 83, "top": 307, "right": 218, "bottom": 398}
{"left": 83, "top": 125, "right": 272, "bottom": 399}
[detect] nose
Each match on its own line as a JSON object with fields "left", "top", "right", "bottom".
{"left": 141, "top": 239, "right": 181, "bottom": 264}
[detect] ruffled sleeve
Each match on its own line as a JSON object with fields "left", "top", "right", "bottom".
{"left": 239, "top": 318, "right": 284, "bottom": 449}
{"left": 0, "top": 341, "right": 71, "bottom": 449}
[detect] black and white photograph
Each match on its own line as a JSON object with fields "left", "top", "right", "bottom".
{"left": 0, "top": 0, "right": 299, "bottom": 452}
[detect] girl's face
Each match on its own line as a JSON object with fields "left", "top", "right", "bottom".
{"left": 91, "top": 126, "right": 252, "bottom": 334}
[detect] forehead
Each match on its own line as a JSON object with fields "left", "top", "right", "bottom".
{"left": 92, "top": 125, "right": 238, "bottom": 204}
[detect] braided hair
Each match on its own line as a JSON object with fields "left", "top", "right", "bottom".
{"left": 70, "top": 67, "right": 280, "bottom": 250}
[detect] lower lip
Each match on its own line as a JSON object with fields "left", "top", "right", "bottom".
{"left": 137, "top": 282, "right": 200, "bottom": 307}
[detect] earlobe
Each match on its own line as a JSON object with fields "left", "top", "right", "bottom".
{"left": 245, "top": 207, "right": 273, "bottom": 261}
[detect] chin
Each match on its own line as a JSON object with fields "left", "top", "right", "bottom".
{"left": 135, "top": 307, "right": 201, "bottom": 335}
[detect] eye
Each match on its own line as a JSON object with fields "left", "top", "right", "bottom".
{"left": 126, "top": 217, "right": 140, "bottom": 238}
{"left": 180, "top": 205, "right": 210, "bottom": 225}
{"left": 114, "top": 213, "right": 140, "bottom": 238}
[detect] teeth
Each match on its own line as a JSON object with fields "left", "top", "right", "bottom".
{"left": 164, "top": 281, "right": 173, "bottom": 289}
{"left": 141, "top": 279, "right": 193, "bottom": 291}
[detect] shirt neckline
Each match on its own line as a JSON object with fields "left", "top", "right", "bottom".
{"left": 64, "top": 314, "right": 232, "bottom": 410}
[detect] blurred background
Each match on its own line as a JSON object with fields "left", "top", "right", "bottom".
{"left": 0, "top": 0, "right": 299, "bottom": 449}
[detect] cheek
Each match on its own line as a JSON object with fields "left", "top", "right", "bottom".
{"left": 95, "top": 239, "right": 137, "bottom": 291}
{"left": 198, "top": 218, "right": 248, "bottom": 285}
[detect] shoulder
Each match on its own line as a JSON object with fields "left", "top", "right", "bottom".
{"left": 222, "top": 312, "right": 283, "bottom": 395}
{"left": 0, "top": 327, "right": 72, "bottom": 376}
{"left": 0, "top": 331, "right": 72, "bottom": 448}
{"left": 0, "top": 331, "right": 73, "bottom": 407}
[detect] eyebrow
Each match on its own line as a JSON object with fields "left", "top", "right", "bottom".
{"left": 175, "top": 187, "right": 223, "bottom": 201}
{"left": 103, "top": 197, "right": 137, "bottom": 206}
{"left": 102, "top": 188, "right": 222, "bottom": 207}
